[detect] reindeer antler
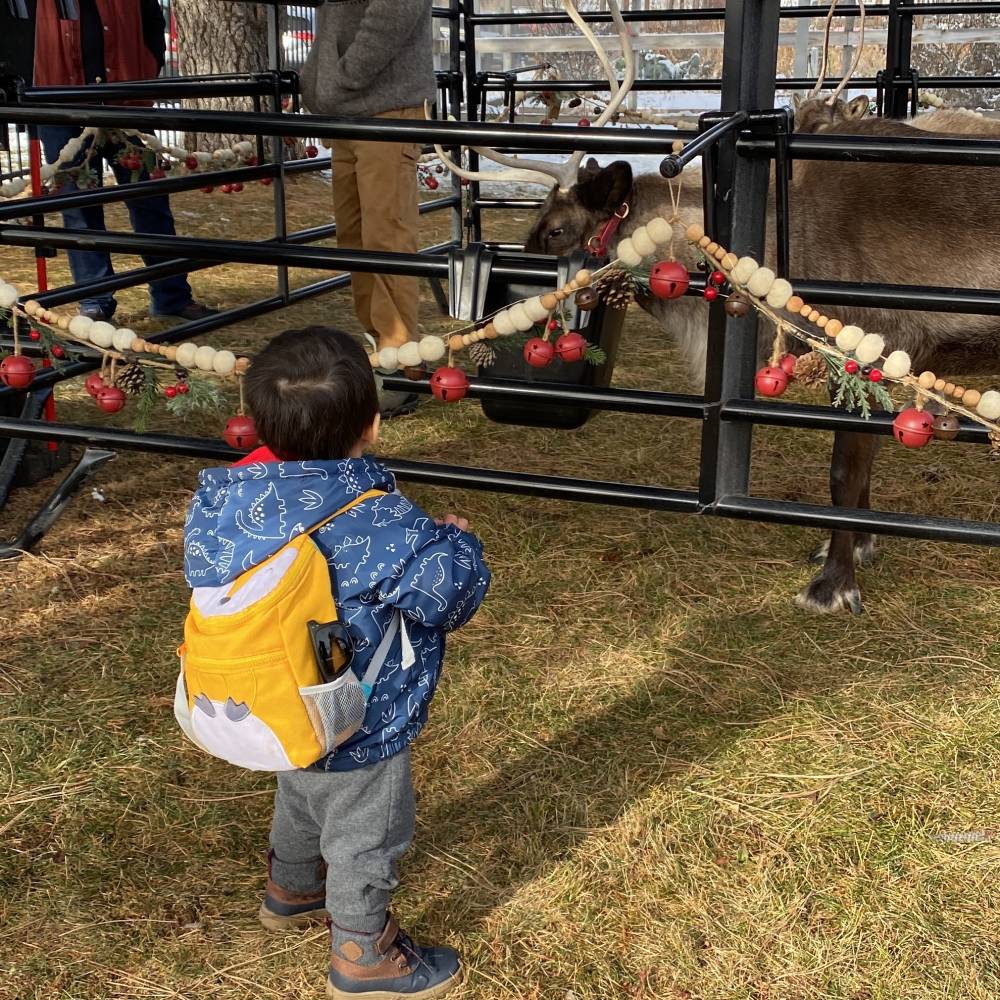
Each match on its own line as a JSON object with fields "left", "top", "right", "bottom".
{"left": 806, "top": 0, "right": 840, "bottom": 99}
{"left": 806, "top": 0, "right": 867, "bottom": 105}
{"left": 429, "top": 0, "right": 636, "bottom": 192}
{"left": 825, "top": 0, "right": 866, "bottom": 105}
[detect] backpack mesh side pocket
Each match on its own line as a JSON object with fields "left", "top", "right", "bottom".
{"left": 299, "top": 673, "right": 369, "bottom": 754}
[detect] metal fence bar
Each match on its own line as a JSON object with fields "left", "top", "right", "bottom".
{"left": 697, "top": 0, "right": 781, "bottom": 511}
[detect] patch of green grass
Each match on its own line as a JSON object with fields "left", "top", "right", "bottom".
{"left": 2, "top": 180, "right": 999, "bottom": 1000}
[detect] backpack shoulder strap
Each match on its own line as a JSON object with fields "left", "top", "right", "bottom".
{"left": 359, "top": 612, "right": 401, "bottom": 691}
{"left": 306, "top": 488, "right": 385, "bottom": 537}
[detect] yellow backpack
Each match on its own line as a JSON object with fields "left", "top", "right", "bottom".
{"left": 174, "top": 489, "right": 393, "bottom": 772}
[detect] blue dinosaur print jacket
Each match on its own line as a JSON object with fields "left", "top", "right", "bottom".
{"left": 183, "top": 449, "right": 491, "bottom": 771}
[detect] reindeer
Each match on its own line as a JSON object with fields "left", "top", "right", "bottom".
{"left": 437, "top": 0, "right": 1000, "bottom": 614}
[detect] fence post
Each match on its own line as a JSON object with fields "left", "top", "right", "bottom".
{"left": 697, "top": 0, "right": 781, "bottom": 510}
{"left": 462, "top": 0, "right": 483, "bottom": 243}
{"left": 884, "top": 0, "right": 916, "bottom": 118}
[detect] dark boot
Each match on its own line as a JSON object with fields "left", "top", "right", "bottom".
{"left": 327, "top": 914, "right": 461, "bottom": 1000}
{"left": 258, "top": 851, "right": 327, "bottom": 931}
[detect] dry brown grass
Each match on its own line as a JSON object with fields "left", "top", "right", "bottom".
{"left": 1, "top": 178, "right": 999, "bottom": 1000}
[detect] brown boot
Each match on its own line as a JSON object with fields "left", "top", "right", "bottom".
{"left": 327, "top": 914, "right": 462, "bottom": 999}
{"left": 258, "top": 878, "right": 327, "bottom": 931}
{"left": 259, "top": 851, "right": 327, "bottom": 931}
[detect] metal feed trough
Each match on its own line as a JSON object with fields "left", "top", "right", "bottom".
{"left": 1, "top": 0, "right": 1000, "bottom": 558}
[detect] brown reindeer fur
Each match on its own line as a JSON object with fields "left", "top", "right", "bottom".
{"left": 523, "top": 101, "right": 1000, "bottom": 613}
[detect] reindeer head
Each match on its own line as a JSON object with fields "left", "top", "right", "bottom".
{"left": 524, "top": 159, "right": 633, "bottom": 256}
{"left": 793, "top": 93, "right": 871, "bottom": 133}
{"left": 792, "top": 0, "right": 869, "bottom": 133}
{"left": 431, "top": 0, "right": 637, "bottom": 215}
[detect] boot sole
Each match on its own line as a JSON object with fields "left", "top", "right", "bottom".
{"left": 257, "top": 901, "right": 327, "bottom": 932}
{"left": 325, "top": 966, "right": 462, "bottom": 1000}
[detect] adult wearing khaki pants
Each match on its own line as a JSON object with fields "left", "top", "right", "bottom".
{"left": 301, "top": 0, "right": 436, "bottom": 418}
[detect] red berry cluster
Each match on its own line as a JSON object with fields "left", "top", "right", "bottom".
{"left": 844, "top": 359, "right": 884, "bottom": 382}
{"left": 703, "top": 269, "right": 727, "bottom": 302}
{"left": 163, "top": 380, "right": 190, "bottom": 399}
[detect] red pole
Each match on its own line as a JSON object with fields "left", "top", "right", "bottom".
{"left": 29, "top": 135, "right": 58, "bottom": 451}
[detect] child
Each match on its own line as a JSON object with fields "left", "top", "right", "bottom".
{"left": 182, "top": 326, "right": 490, "bottom": 998}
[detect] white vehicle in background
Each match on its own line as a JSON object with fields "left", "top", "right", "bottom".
{"left": 282, "top": 7, "right": 315, "bottom": 71}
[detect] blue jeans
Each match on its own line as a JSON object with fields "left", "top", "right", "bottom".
{"left": 39, "top": 126, "right": 194, "bottom": 318}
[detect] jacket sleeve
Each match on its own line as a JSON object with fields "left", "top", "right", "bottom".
{"left": 334, "top": 0, "right": 432, "bottom": 92}
{"left": 377, "top": 515, "right": 491, "bottom": 632}
{"left": 140, "top": 0, "right": 167, "bottom": 73}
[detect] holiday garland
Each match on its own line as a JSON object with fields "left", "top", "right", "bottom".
{"left": 4, "top": 187, "right": 999, "bottom": 452}
{"left": 0, "top": 278, "right": 254, "bottom": 442}
{"left": 0, "top": 127, "right": 321, "bottom": 201}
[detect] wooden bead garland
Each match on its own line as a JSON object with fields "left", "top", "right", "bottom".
{"left": 676, "top": 237, "right": 1000, "bottom": 438}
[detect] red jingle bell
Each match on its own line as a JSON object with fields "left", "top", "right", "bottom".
{"left": 892, "top": 407, "right": 934, "bottom": 448}
{"left": 523, "top": 337, "right": 555, "bottom": 368}
{"left": 223, "top": 414, "right": 259, "bottom": 450}
{"left": 710, "top": 270, "right": 726, "bottom": 287}
{"left": 648, "top": 260, "right": 690, "bottom": 300}
{"left": 555, "top": 331, "right": 589, "bottom": 363}
{"left": 0, "top": 355, "right": 36, "bottom": 390}
{"left": 429, "top": 366, "right": 470, "bottom": 403}
{"left": 95, "top": 385, "right": 126, "bottom": 413}
{"left": 85, "top": 372, "right": 106, "bottom": 396}
{"left": 703, "top": 286, "right": 718, "bottom": 302}
{"left": 755, "top": 365, "right": 789, "bottom": 398}
{"left": 779, "top": 353, "right": 797, "bottom": 378}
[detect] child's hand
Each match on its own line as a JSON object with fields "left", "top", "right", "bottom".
{"left": 435, "top": 513, "right": 470, "bottom": 532}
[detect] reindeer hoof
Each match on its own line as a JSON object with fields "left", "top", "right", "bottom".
{"left": 795, "top": 575, "right": 864, "bottom": 615}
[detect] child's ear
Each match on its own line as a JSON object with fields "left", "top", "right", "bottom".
{"left": 366, "top": 413, "right": 381, "bottom": 446}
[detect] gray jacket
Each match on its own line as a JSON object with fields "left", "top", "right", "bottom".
{"left": 299, "top": 0, "right": 437, "bottom": 118}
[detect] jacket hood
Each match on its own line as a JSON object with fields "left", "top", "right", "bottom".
{"left": 184, "top": 454, "right": 395, "bottom": 588}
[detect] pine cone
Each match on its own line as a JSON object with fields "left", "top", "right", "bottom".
{"left": 990, "top": 429, "right": 1000, "bottom": 461}
{"left": 793, "top": 351, "right": 830, "bottom": 389}
{"left": 469, "top": 341, "right": 497, "bottom": 369}
{"left": 115, "top": 361, "right": 147, "bottom": 396}
{"left": 595, "top": 268, "right": 635, "bottom": 310}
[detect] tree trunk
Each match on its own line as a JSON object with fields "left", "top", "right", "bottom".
{"left": 174, "top": 0, "right": 270, "bottom": 151}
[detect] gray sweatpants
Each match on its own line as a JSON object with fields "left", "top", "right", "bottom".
{"left": 269, "top": 749, "right": 415, "bottom": 933}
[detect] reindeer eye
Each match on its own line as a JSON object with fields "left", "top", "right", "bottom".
{"left": 549, "top": 228, "right": 563, "bottom": 239}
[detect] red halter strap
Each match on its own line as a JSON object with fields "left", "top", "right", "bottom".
{"left": 586, "top": 200, "right": 631, "bottom": 258}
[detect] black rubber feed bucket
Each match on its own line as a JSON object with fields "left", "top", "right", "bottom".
{"left": 477, "top": 252, "right": 625, "bottom": 430}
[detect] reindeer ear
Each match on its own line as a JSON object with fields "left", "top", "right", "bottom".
{"left": 576, "top": 161, "right": 633, "bottom": 213}
{"left": 791, "top": 93, "right": 803, "bottom": 110}
{"left": 845, "top": 95, "right": 870, "bottom": 119}
{"left": 577, "top": 158, "right": 601, "bottom": 183}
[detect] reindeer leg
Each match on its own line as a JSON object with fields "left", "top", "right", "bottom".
{"left": 796, "top": 430, "right": 879, "bottom": 614}
{"left": 809, "top": 444, "right": 880, "bottom": 568}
